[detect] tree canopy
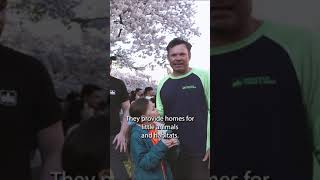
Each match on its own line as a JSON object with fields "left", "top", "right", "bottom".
{"left": 110, "top": 0, "right": 200, "bottom": 69}
{"left": 9, "top": 0, "right": 107, "bottom": 31}
{"left": 2, "top": 0, "right": 106, "bottom": 97}
{"left": 1, "top": 0, "right": 200, "bottom": 96}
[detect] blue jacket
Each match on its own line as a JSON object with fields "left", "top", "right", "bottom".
{"left": 130, "top": 123, "right": 179, "bottom": 180}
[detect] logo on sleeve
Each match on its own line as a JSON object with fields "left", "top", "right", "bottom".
{"left": 0, "top": 90, "right": 18, "bottom": 106}
{"left": 110, "top": 89, "right": 116, "bottom": 95}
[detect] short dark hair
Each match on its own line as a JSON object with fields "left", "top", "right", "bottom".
{"left": 81, "top": 84, "right": 102, "bottom": 98}
{"left": 166, "top": 38, "right": 192, "bottom": 56}
{"left": 107, "top": 56, "right": 116, "bottom": 66}
{"left": 129, "top": 98, "right": 149, "bottom": 124}
{"left": 144, "top": 87, "right": 153, "bottom": 95}
{"left": 110, "top": 56, "right": 117, "bottom": 60}
{"left": 135, "top": 88, "right": 142, "bottom": 92}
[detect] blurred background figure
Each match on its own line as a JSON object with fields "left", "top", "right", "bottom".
{"left": 143, "top": 87, "right": 154, "bottom": 100}
{"left": 0, "top": 1, "right": 64, "bottom": 179}
{"left": 63, "top": 84, "right": 104, "bottom": 135}
{"left": 109, "top": 58, "right": 131, "bottom": 180}
{"left": 62, "top": 113, "right": 108, "bottom": 179}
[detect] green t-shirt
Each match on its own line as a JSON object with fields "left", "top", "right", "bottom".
{"left": 211, "top": 20, "right": 320, "bottom": 179}
{"left": 156, "top": 68, "right": 210, "bottom": 156}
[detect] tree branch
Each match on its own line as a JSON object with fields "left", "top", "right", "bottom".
{"left": 69, "top": 17, "right": 109, "bottom": 29}
{"left": 70, "top": 17, "right": 109, "bottom": 24}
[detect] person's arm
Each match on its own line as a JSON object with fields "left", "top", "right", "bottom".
{"left": 121, "top": 100, "right": 130, "bottom": 134}
{"left": 297, "top": 32, "right": 320, "bottom": 166}
{"left": 113, "top": 100, "right": 130, "bottom": 152}
{"left": 131, "top": 131, "right": 169, "bottom": 170}
{"left": 156, "top": 77, "right": 168, "bottom": 117}
{"left": 205, "top": 71, "right": 211, "bottom": 152}
{"left": 310, "top": 34, "right": 320, "bottom": 166}
{"left": 112, "top": 79, "right": 130, "bottom": 152}
{"left": 194, "top": 69, "right": 211, "bottom": 167}
{"left": 265, "top": 26, "right": 320, "bottom": 167}
{"left": 29, "top": 59, "right": 64, "bottom": 179}
{"left": 156, "top": 89, "right": 164, "bottom": 117}
{"left": 165, "top": 139, "right": 180, "bottom": 161}
{"left": 38, "top": 121, "right": 64, "bottom": 180}
{"left": 203, "top": 70, "right": 211, "bottom": 167}
{"left": 29, "top": 59, "right": 64, "bottom": 180}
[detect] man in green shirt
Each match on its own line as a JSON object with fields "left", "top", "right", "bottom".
{"left": 211, "top": 0, "right": 320, "bottom": 179}
{"left": 157, "top": 38, "right": 210, "bottom": 180}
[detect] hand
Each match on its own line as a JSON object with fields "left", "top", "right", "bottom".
{"left": 162, "top": 138, "right": 179, "bottom": 148}
{"left": 112, "top": 132, "right": 127, "bottom": 152}
{"left": 170, "top": 138, "right": 179, "bottom": 145}
{"left": 202, "top": 149, "right": 210, "bottom": 169}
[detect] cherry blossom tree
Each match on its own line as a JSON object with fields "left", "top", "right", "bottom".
{"left": 2, "top": 0, "right": 200, "bottom": 96}
{"left": 111, "top": 69, "right": 156, "bottom": 92}
{"left": 110, "top": 0, "right": 200, "bottom": 69}
{"left": 1, "top": 0, "right": 107, "bottom": 97}
{"left": 8, "top": 0, "right": 107, "bottom": 31}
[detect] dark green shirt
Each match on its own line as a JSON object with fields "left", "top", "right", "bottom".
{"left": 211, "top": 20, "right": 320, "bottom": 180}
{"left": 156, "top": 68, "right": 210, "bottom": 157}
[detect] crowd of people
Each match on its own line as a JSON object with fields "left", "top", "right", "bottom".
{"left": 31, "top": 83, "right": 108, "bottom": 180}
{"left": 128, "top": 87, "right": 156, "bottom": 104}
{"left": 1, "top": 1, "right": 107, "bottom": 179}
{"left": 60, "top": 84, "right": 106, "bottom": 136}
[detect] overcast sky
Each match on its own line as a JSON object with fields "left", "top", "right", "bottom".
{"left": 189, "top": 0, "right": 210, "bottom": 70}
